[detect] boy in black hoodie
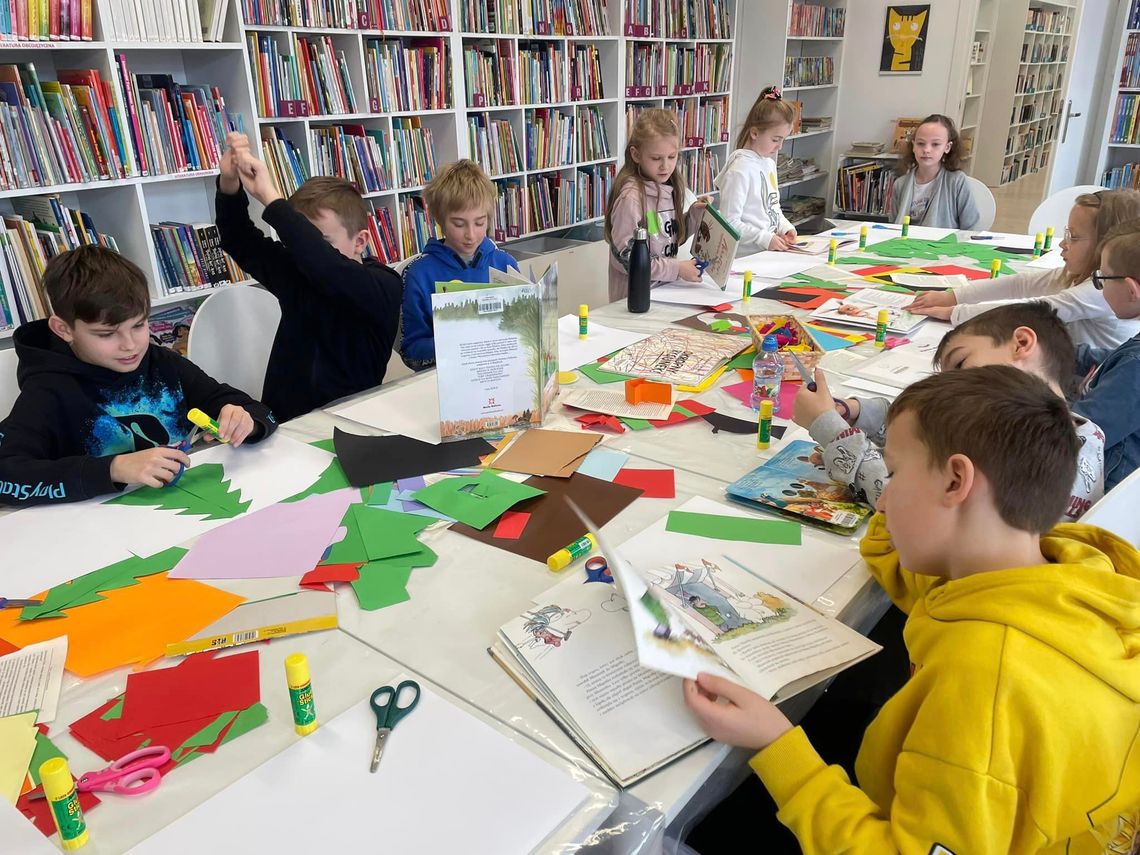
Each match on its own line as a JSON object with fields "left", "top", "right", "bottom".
{"left": 0, "top": 247, "right": 277, "bottom": 507}
{"left": 216, "top": 133, "right": 402, "bottom": 421}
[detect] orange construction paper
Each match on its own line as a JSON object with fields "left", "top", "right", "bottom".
{"left": 0, "top": 573, "right": 244, "bottom": 677}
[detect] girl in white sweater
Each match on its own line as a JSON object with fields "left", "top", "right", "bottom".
{"left": 909, "top": 189, "right": 1140, "bottom": 349}
{"left": 713, "top": 86, "right": 797, "bottom": 254}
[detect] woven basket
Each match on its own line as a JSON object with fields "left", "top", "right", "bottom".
{"left": 745, "top": 314, "right": 825, "bottom": 377}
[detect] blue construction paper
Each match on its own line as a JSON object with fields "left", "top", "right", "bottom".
{"left": 806, "top": 327, "right": 862, "bottom": 352}
{"left": 576, "top": 447, "right": 630, "bottom": 482}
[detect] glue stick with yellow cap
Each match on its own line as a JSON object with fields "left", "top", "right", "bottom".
{"left": 547, "top": 533, "right": 596, "bottom": 572}
{"left": 285, "top": 653, "right": 318, "bottom": 735}
{"left": 41, "top": 758, "right": 88, "bottom": 850}
{"left": 187, "top": 408, "right": 228, "bottom": 443}
{"left": 757, "top": 399, "right": 774, "bottom": 450}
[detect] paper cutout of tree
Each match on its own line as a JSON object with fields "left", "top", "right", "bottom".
{"left": 105, "top": 463, "right": 249, "bottom": 520}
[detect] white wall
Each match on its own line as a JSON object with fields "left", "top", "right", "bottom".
{"left": 833, "top": 0, "right": 971, "bottom": 151}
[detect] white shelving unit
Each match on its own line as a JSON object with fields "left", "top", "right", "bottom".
{"left": 956, "top": 0, "right": 996, "bottom": 170}
{"left": 1092, "top": 1, "right": 1140, "bottom": 189}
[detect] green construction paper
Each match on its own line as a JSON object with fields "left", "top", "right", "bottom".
{"left": 619, "top": 416, "right": 653, "bottom": 431}
{"left": 179, "top": 710, "right": 240, "bottom": 750}
{"left": 412, "top": 470, "right": 546, "bottom": 530}
{"left": 666, "top": 510, "right": 802, "bottom": 545}
{"left": 222, "top": 702, "right": 269, "bottom": 743}
{"left": 362, "top": 481, "right": 393, "bottom": 505}
{"left": 708, "top": 319, "right": 732, "bottom": 332}
{"left": 321, "top": 506, "right": 368, "bottom": 565}
{"left": 282, "top": 458, "right": 353, "bottom": 503}
{"left": 787, "top": 274, "right": 854, "bottom": 290}
{"left": 20, "top": 547, "right": 188, "bottom": 620}
{"left": 835, "top": 256, "right": 870, "bottom": 265}
{"left": 351, "top": 561, "right": 414, "bottom": 611}
{"left": 101, "top": 695, "right": 125, "bottom": 721}
{"left": 727, "top": 348, "right": 757, "bottom": 371}
{"left": 877, "top": 283, "right": 915, "bottom": 293}
{"left": 578, "top": 359, "right": 634, "bottom": 384}
{"left": 309, "top": 438, "right": 336, "bottom": 453}
{"left": 105, "top": 462, "right": 250, "bottom": 520}
{"left": 174, "top": 703, "right": 268, "bottom": 767}
{"left": 27, "top": 731, "right": 66, "bottom": 787}
{"left": 353, "top": 504, "right": 433, "bottom": 560}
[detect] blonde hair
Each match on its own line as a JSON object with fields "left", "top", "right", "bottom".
{"left": 1099, "top": 219, "right": 1140, "bottom": 278}
{"left": 1067, "top": 190, "right": 1140, "bottom": 285}
{"left": 423, "top": 159, "right": 496, "bottom": 221}
{"left": 289, "top": 176, "right": 368, "bottom": 234}
{"left": 735, "top": 86, "right": 796, "bottom": 150}
{"left": 604, "top": 108, "right": 689, "bottom": 245}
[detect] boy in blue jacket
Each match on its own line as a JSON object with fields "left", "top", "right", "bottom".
{"left": 1072, "top": 228, "right": 1140, "bottom": 489}
{"left": 400, "top": 159, "right": 520, "bottom": 369}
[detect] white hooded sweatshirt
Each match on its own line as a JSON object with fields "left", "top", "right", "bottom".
{"left": 713, "top": 148, "right": 793, "bottom": 254}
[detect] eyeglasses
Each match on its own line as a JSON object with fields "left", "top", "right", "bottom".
{"left": 1092, "top": 270, "right": 1128, "bottom": 290}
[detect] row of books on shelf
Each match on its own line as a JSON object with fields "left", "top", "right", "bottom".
{"left": 1130, "top": 0, "right": 1140, "bottom": 30}
{"left": 262, "top": 127, "right": 307, "bottom": 195}
{"left": 363, "top": 203, "right": 400, "bottom": 263}
{"left": 669, "top": 96, "right": 729, "bottom": 147}
{"left": 1121, "top": 33, "right": 1140, "bottom": 90}
{"left": 680, "top": 147, "right": 717, "bottom": 195}
{"left": 1006, "top": 124, "right": 1053, "bottom": 157}
{"left": 493, "top": 177, "right": 523, "bottom": 240}
{"left": 1014, "top": 71, "right": 1060, "bottom": 95}
{"left": 0, "top": 59, "right": 235, "bottom": 192}
{"left": 784, "top": 56, "right": 833, "bottom": 89}
{"left": 624, "top": 42, "right": 730, "bottom": 97}
{"left": 99, "top": 0, "right": 229, "bottom": 43}
{"left": 241, "top": 0, "right": 451, "bottom": 31}
{"left": 776, "top": 153, "right": 820, "bottom": 185}
{"left": 570, "top": 43, "right": 605, "bottom": 101}
{"left": 364, "top": 38, "right": 450, "bottom": 113}
{"left": 248, "top": 33, "right": 359, "bottom": 118}
{"left": 468, "top": 105, "right": 611, "bottom": 175}
{"left": 459, "top": 0, "right": 609, "bottom": 36}
{"left": 312, "top": 123, "right": 392, "bottom": 193}
{"left": 524, "top": 162, "right": 613, "bottom": 231}
{"left": 527, "top": 108, "right": 574, "bottom": 171}
{"left": 152, "top": 220, "right": 246, "bottom": 296}
{"left": 1025, "top": 8, "right": 1069, "bottom": 33}
{"left": 464, "top": 41, "right": 517, "bottom": 107}
{"left": 834, "top": 159, "right": 895, "bottom": 216}
{"left": 468, "top": 113, "right": 522, "bottom": 176}
{"left": 520, "top": 41, "right": 566, "bottom": 105}
{"left": 0, "top": 0, "right": 94, "bottom": 41}
{"left": 1021, "top": 41, "right": 1066, "bottom": 63}
{"left": 397, "top": 193, "right": 439, "bottom": 258}
{"left": 788, "top": 3, "right": 844, "bottom": 38}
{"left": 1103, "top": 161, "right": 1140, "bottom": 191}
{"left": 622, "top": 0, "right": 732, "bottom": 40}
{"left": 1001, "top": 149, "right": 1048, "bottom": 184}
{"left": 1110, "top": 93, "right": 1140, "bottom": 145}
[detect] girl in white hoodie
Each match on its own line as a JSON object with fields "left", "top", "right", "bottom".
{"left": 714, "top": 86, "right": 797, "bottom": 254}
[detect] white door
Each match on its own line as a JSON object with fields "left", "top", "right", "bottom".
{"left": 1049, "top": 0, "right": 1111, "bottom": 193}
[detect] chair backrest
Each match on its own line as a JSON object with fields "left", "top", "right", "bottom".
{"left": 1082, "top": 466, "right": 1140, "bottom": 548}
{"left": 964, "top": 176, "right": 996, "bottom": 231}
{"left": 0, "top": 345, "right": 18, "bottom": 420}
{"left": 1028, "top": 184, "right": 1104, "bottom": 237}
{"left": 187, "top": 286, "right": 281, "bottom": 399}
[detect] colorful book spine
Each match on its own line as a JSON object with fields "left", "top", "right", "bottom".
{"left": 527, "top": 170, "right": 563, "bottom": 231}
{"left": 519, "top": 40, "right": 566, "bottom": 104}
{"left": 364, "top": 38, "right": 450, "bottom": 113}
{"left": 467, "top": 112, "right": 522, "bottom": 177}
{"left": 363, "top": 203, "right": 400, "bottom": 263}
{"left": 783, "top": 56, "right": 833, "bottom": 88}
{"left": 290, "top": 34, "right": 359, "bottom": 116}
{"left": 679, "top": 147, "right": 718, "bottom": 195}
{"left": 624, "top": 40, "right": 662, "bottom": 97}
{"left": 526, "top": 107, "right": 574, "bottom": 171}
{"left": 0, "top": 0, "right": 91, "bottom": 39}
{"left": 392, "top": 115, "right": 437, "bottom": 187}
{"left": 492, "top": 177, "right": 523, "bottom": 241}
{"left": 151, "top": 220, "right": 244, "bottom": 296}
{"left": 261, "top": 127, "right": 308, "bottom": 197}
{"left": 398, "top": 192, "right": 439, "bottom": 256}
{"left": 569, "top": 43, "right": 605, "bottom": 101}
{"left": 463, "top": 40, "right": 518, "bottom": 107}
{"left": 241, "top": 0, "right": 449, "bottom": 29}
{"left": 573, "top": 162, "right": 613, "bottom": 220}
{"left": 310, "top": 123, "right": 392, "bottom": 193}
{"left": 575, "top": 105, "right": 610, "bottom": 162}
{"left": 788, "top": 3, "right": 845, "bottom": 38}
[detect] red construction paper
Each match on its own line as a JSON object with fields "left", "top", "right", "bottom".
{"left": 575, "top": 413, "right": 626, "bottom": 433}
{"left": 116, "top": 650, "right": 260, "bottom": 737}
{"left": 493, "top": 511, "right": 531, "bottom": 540}
{"left": 710, "top": 302, "right": 733, "bottom": 312}
{"left": 18, "top": 783, "right": 100, "bottom": 837}
{"left": 613, "top": 468, "right": 676, "bottom": 498}
{"left": 69, "top": 693, "right": 225, "bottom": 763}
{"left": 775, "top": 288, "right": 843, "bottom": 310}
{"left": 649, "top": 399, "right": 715, "bottom": 427}
{"left": 300, "top": 563, "right": 361, "bottom": 588}
{"left": 853, "top": 264, "right": 900, "bottom": 276}
{"left": 0, "top": 638, "right": 17, "bottom": 656}
{"left": 924, "top": 264, "right": 991, "bottom": 281}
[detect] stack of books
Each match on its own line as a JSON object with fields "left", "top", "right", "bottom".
{"left": 519, "top": 41, "right": 566, "bottom": 104}
{"left": 0, "top": 0, "right": 94, "bottom": 39}
{"left": 467, "top": 113, "right": 523, "bottom": 177}
{"left": 576, "top": 105, "right": 610, "bottom": 162}
{"left": 151, "top": 221, "right": 246, "bottom": 297}
{"left": 364, "top": 204, "right": 400, "bottom": 264}
{"left": 776, "top": 153, "right": 820, "bottom": 185}
{"left": 783, "top": 194, "right": 825, "bottom": 223}
{"left": 463, "top": 41, "right": 518, "bottom": 107}
{"left": 392, "top": 116, "right": 437, "bottom": 188}
{"left": 261, "top": 127, "right": 309, "bottom": 197}
{"left": 364, "top": 38, "right": 450, "bottom": 113}
{"left": 526, "top": 108, "right": 574, "bottom": 171}
{"left": 310, "top": 124, "right": 392, "bottom": 194}
{"left": 101, "top": 0, "right": 228, "bottom": 42}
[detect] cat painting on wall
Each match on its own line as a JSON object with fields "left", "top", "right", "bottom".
{"left": 880, "top": 4, "right": 930, "bottom": 74}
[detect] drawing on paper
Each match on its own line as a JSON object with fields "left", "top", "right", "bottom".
{"left": 880, "top": 5, "right": 930, "bottom": 74}
{"left": 515, "top": 605, "right": 591, "bottom": 658}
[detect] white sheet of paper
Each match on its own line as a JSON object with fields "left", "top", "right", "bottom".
{"left": 1027, "top": 248, "right": 1066, "bottom": 269}
{"left": 810, "top": 290, "right": 927, "bottom": 334}
{"left": 650, "top": 277, "right": 745, "bottom": 306}
{"left": 561, "top": 388, "right": 673, "bottom": 421}
{"left": 0, "top": 636, "right": 66, "bottom": 724}
{"left": 850, "top": 348, "right": 935, "bottom": 390}
{"left": 557, "top": 315, "right": 651, "bottom": 370}
{"left": 970, "top": 231, "right": 1038, "bottom": 249}
{"left": 821, "top": 224, "right": 895, "bottom": 247}
{"left": 840, "top": 376, "right": 904, "bottom": 398}
{"left": 891, "top": 273, "right": 969, "bottom": 291}
{"left": 129, "top": 684, "right": 592, "bottom": 855}
{"left": 729, "top": 251, "right": 821, "bottom": 281}
{"left": 330, "top": 376, "right": 442, "bottom": 445}
{"left": 0, "top": 798, "right": 58, "bottom": 853}
{"left": 879, "top": 224, "right": 956, "bottom": 240}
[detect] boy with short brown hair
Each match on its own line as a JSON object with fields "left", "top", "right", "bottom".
{"left": 216, "top": 134, "right": 402, "bottom": 420}
{"left": 0, "top": 246, "right": 276, "bottom": 506}
{"left": 688, "top": 366, "right": 1140, "bottom": 853}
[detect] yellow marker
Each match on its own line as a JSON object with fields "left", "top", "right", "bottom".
{"left": 990, "top": 258, "right": 1002, "bottom": 278}
{"left": 41, "top": 758, "right": 88, "bottom": 850}
{"left": 578, "top": 304, "right": 588, "bottom": 339}
{"left": 743, "top": 270, "right": 753, "bottom": 301}
{"left": 901, "top": 215, "right": 910, "bottom": 238}
{"left": 187, "top": 408, "right": 228, "bottom": 443}
{"left": 547, "top": 532, "right": 596, "bottom": 572}
{"left": 1043, "top": 225, "right": 1054, "bottom": 250}
{"left": 557, "top": 370, "right": 579, "bottom": 384}
{"left": 1033, "top": 232, "right": 1044, "bottom": 258}
{"left": 827, "top": 238, "right": 838, "bottom": 265}
{"left": 285, "top": 652, "right": 318, "bottom": 736}
{"left": 756, "top": 399, "right": 774, "bottom": 450}
{"left": 859, "top": 225, "right": 868, "bottom": 251}
{"left": 874, "top": 309, "right": 889, "bottom": 349}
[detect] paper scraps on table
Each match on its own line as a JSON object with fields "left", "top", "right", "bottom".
{"left": 450, "top": 473, "right": 643, "bottom": 564}
{"left": 0, "top": 575, "right": 244, "bottom": 677}
{"left": 576, "top": 356, "right": 635, "bottom": 385}
{"left": 561, "top": 388, "right": 674, "bottom": 421}
{"left": 0, "top": 711, "right": 37, "bottom": 805}
{"left": 332, "top": 428, "right": 495, "bottom": 487}
{"left": 613, "top": 468, "right": 675, "bottom": 498}
{"left": 353, "top": 505, "right": 434, "bottom": 560}
{"left": 106, "top": 462, "right": 250, "bottom": 520}
{"left": 619, "top": 399, "right": 715, "bottom": 431}
{"left": 493, "top": 511, "right": 532, "bottom": 540}
{"left": 300, "top": 563, "right": 362, "bottom": 590}
{"left": 720, "top": 381, "right": 797, "bottom": 419}
{"left": 351, "top": 564, "right": 414, "bottom": 611}
{"left": 701, "top": 412, "right": 789, "bottom": 438}
{"left": 574, "top": 413, "right": 626, "bottom": 433}
{"left": 0, "top": 637, "right": 66, "bottom": 724}
{"left": 412, "top": 470, "right": 546, "bottom": 530}
{"left": 575, "top": 447, "right": 630, "bottom": 482}
{"left": 169, "top": 489, "right": 358, "bottom": 581}
{"left": 666, "top": 510, "right": 802, "bottom": 546}
{"left": 486, "top": 429, "right": 601, "bottom": 478}
{"left": 282, "top": 453, "right": 355, "bottom": 503}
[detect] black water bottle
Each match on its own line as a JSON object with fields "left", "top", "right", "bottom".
{"left": 627, "top": 227, "right": 650, "bottom": 313}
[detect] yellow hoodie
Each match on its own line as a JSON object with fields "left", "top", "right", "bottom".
{"left": 749, "top": 513, "right": 1140, "bottom": 854}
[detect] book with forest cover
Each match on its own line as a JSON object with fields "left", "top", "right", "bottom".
{"left": 431, "top": 264, "right": 558, "bottom": 442}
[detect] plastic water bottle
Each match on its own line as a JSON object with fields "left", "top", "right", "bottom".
{"left": 627, "top": 227, "right": 651, "bottom": 313}
{"left": 750, "top": 335, "right": 784, "bottom": 410}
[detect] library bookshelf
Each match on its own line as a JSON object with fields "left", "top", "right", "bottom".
{"left": 956, "top": 0, "right": 996, "bottom": 170}
{"left": 1092, "top": 0, "right": 1140, "bottom": 190}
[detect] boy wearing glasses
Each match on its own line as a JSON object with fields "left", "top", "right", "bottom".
{"left": 908, "top": 189, "right": 1140, "bottom": 349}
{"left": 1072, "top": 227, "right": 1140, "bottom": 489}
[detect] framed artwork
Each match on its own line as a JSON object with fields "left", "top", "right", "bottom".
{"left": 880, "top": 4, "right": 930, "bottom": 74}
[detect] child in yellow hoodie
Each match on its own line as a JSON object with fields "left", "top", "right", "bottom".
{"left": 684, "top": 365, "right": 1140, "bottom": 854}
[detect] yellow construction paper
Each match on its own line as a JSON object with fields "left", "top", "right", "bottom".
{"left": 0, "top": 711, "right": 37, "bottom": 805}
{"left": 0, "top": 574, "right": 244, "bottom": 677}
{"left": 676, "top": 364, "right": 728, "bottom": 393}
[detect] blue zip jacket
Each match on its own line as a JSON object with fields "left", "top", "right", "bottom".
{"left": 1072, "top": 332, "right": 1140, "bottom": 490}
{"left": 399, "top": 237, "right": 519, "bottom": 368}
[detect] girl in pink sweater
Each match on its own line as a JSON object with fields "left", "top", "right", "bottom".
{"left": 604, "top": 108, "right": 707, "bottom": 302}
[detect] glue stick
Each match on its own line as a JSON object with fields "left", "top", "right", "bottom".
{"left": 1033, "top": 232, "right": 1044, "bottom": 258}
{"left": 874, "top": 309, "right": 889, "bottom": 349}
{"left": 858, "top": 225, "right": 868, "bottom": 251}
{"left": 1043, "top": 225, "right": 1054, "bottom": 251}
{"left": 285, "top": 653, "right": 318, "bottom": 736}
{"left": 578, "top": 304, "right": 588, "bottom": 339}
{"left": 757, "top": 399, "right": 774, "bottom": 450}
{"left": 990, "top": 258, "right": 1002, "bottom": 278}
{"left": 40, "top": 758, "right": 88, "bottom": 850}
{"left": 827, "top": 238, "right": 838, "bottom": 265}
{"left": 901, "top": 215, "right": 910, "bottom": 239}
{"left": 743, "top": 270, "right": 753, "bottom": 301}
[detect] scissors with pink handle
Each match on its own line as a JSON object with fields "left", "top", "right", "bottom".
{"left": 77, "top": 745, "right": 170, "bottom": 796}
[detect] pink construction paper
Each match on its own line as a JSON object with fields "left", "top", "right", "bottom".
{"left": 169, "top": 489, "right": 358, "bottom": 580}
{"left": 721, "top": 381, "right": 798, "bottom": 419}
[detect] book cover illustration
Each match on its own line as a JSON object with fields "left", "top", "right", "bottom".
{"left": 809, "top": 288, "right": 926, "bottom": 335}
{"left": 690, "top": 204, "right": 740, "bottom": 289}
{"left": 598, "top": 328, "right": 747, "bottom": 387}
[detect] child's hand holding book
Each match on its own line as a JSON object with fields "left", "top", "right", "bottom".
{"left": 683, "top": 673, "right": 793, "bottom": 751}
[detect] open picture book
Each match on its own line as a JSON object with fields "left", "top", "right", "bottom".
{"left": 808, "top": 288, "right": 927, "bottom": 335}
{"left": 690, "top": 203, "right": 740, "bottom": 289}
{"left": 490, "top": 497, "right": 880, "bottom": 787}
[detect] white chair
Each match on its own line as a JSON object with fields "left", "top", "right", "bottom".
{"left": 965, "top": 176, "right": 997, "bottom": 231}
{"left": 187, "top": 285, "right": 281, "bottom": 399}
{"left": 1082, "top": 466, "right": 1140, "bottom": 548}
{"left": 1028, "top": 184, "right": 1104, "bottom": 238}
{"left": 0, "top": 346, "right": 18, "bottom": 419}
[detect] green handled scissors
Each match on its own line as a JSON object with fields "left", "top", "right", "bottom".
{"left": 369, "top": 679, "right": 420, "bottom": 773}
